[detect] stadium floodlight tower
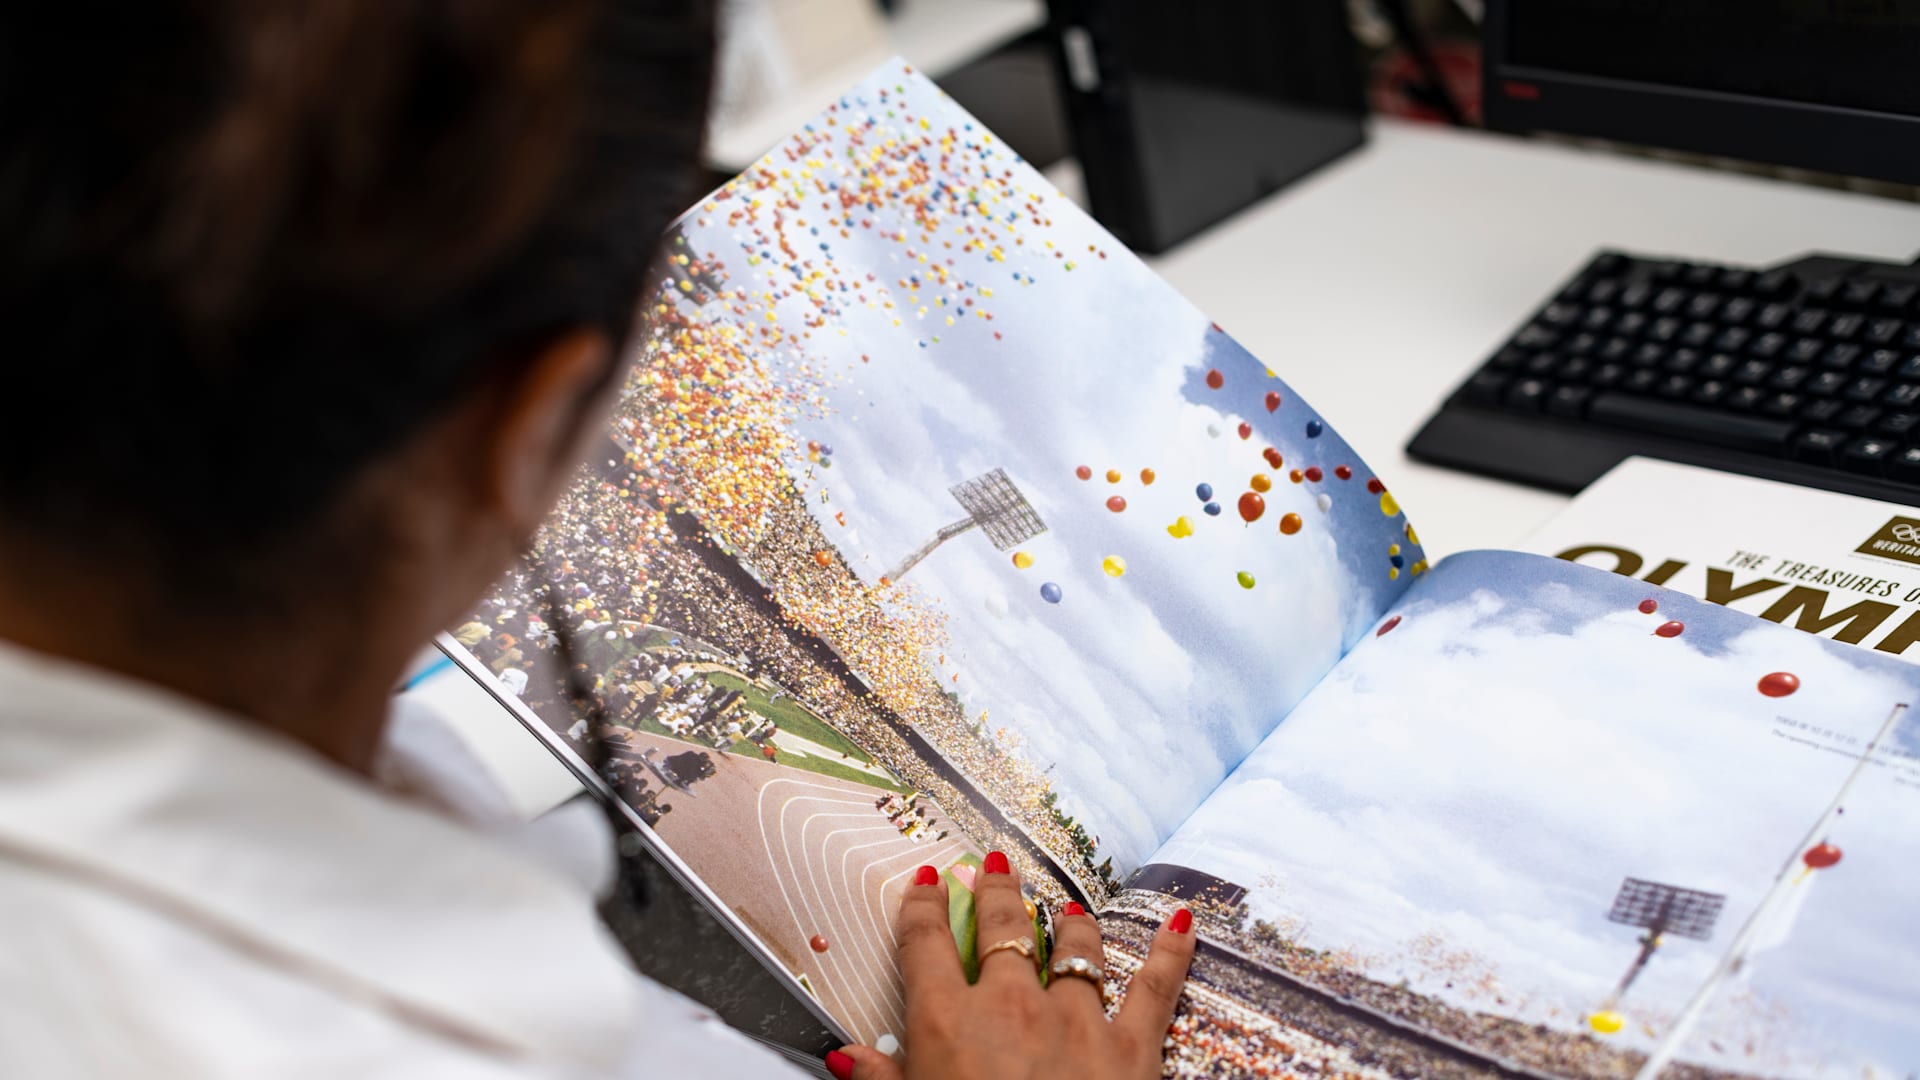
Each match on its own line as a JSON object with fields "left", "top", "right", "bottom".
{"left": 885, "top": 468, "right": 1046, "bottom": 583}
{"left": 1599, "top": 877, "right": 1726, "bottom": 1012}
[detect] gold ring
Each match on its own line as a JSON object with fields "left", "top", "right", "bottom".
{"left": 979, "top": 936, "right": 1038, "bottom": 970}
{"left": 1047, "top": 954, "right": 1105, "bottom": 989}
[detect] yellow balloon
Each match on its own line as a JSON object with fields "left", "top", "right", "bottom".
{"left": 1102, "top": 555, "right": 1127, "bottom": 578}
{"left": 1166, "top": 516, "right": 1194, "bottom": 539}
{"left": 1012, "top": 551, "right": 1035, "bottom": 569}
{"left": 1379, "top": 491, "right": 1400, "bottom": 516}
{"left": 1250, "top": 474, "right": 1272, "bottom": 493}
{"left": 1588, "top": 1011, "right": 1625, "bottom": 1035}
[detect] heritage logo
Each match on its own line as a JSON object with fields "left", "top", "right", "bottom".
{"left": 1856, "top": 516, "right": 1920, "bottom": 566}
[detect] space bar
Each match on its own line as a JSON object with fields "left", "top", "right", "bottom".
{"left": 1588, "top": 393, "right": 1795, "bottom": 452}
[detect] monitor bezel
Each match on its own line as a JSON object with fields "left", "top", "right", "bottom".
{"left": 1482, "top": 0, "right": 1920, "bottom": 187}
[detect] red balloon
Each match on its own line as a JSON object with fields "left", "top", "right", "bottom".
{"left": 1205, "top": 369, "right": 1225, "bottom": 389}
{"left": 1237, "top": 491, "right": 1266, "bottom": 523}
{"left": 1366, "top": 478, "right": 1385, "bottom": 494}
{"left": 809, "top": 934, "right": 830, "bottom": 953}
{"left": 1304, "top": 466, "right": 1324, "bottom": 483}
{"left": 1654, "top": 621, "right": 1685, "bottom": 638}
{"left": 1237, "top": 422, "right": 1253, "bottom": 440}
{"left": 1075, "top": 465, "right": 1092, "bottom": 481}
{"left": 813, "top": 550, "right": 832, "bottom": 568}
{"left": 1758, "top": 671, "right": 1801, "bottom": 697}
{"left": 1803, "top": 843, "right": 1842, "bottom": 869}
{"left": 1106, "top": 495, "right": 1127, "bottom": 513}
{"left": 1376, "top": 615, "right": 1402, "bottom": 637}
{"left": 1263, "top": 447, "right": 1284, "bottom": 469}
{"left": 1334, "top": 465, "right": 1353, "bottom": 480}
{"left": 1638, "top": 598, "right": 1659, "bottom": 614}
{"left": 1264, "top": 390, "right": 1282, "bottom": 412}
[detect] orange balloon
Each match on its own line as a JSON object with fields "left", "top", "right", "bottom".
{"left": 1279, "top": 513, "right": 1302, "bottom": 535}
{"left": 1237, "top": 491, "right": 1265, "bottom": 523}
{"left": 1250, "top": 474, "right": 1272, "bottom": 492}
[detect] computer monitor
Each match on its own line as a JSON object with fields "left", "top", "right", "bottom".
{"left": 1482, "top": 0, "right": 1920, "bottom": 187}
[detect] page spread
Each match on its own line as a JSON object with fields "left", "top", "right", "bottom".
{"left": 438, "top": 60, "right": 1424, "bottom": 1050}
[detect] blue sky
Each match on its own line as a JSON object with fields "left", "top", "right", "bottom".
{"left": 1153, "top": 550, "right": 1920, "bottom": 1075}
{"left": 667, "top": 64, "right": 1423, "bottom": 872}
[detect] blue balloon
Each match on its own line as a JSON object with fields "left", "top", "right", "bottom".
{"left": 1203, "top": 502, "right": 1222, "bottom": 516}
{"left": 1040, "top": 582, "right": 1063, "bottom": 604}
{"left": 820, "top": 445, "right": 834, "bottom": 456}
{"left": 1306, "top": 419, "right": 1324, "bottom": 439}
{"left": 1195, "top": 483, "right": 1214, "bottom": 501}
{"left": 1390, "top": 554, "right": 1405, "bottom": 568}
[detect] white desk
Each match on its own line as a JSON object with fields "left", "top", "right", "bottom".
{"left": 1148, "top": 118, "right": 1920, "bottom": 560}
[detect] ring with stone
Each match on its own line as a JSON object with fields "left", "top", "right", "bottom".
{"left": 1047, "top": 954, "right": 1105, "bottom": 988}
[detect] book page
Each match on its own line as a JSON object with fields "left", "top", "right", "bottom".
{"left": 1525, "top": 456, "right": 1920, "bottom": 665}
{"left": 1120, "top": 550, "right": 1919, "bottom": 1078}
{"left": 440, "top": 61, "right": 1424, "bottom": 1047}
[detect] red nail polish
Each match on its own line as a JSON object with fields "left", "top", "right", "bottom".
{"left": 983, "top": 850, "right": 1010, "bottom": 875}
{"left": 1062, "top": 901, "right": 1085, "bottom": 917}
{"left": 1168, "top": 908, "right": 1193, "bottom": 935}
{"left": 825, "top": 1049, "right": 855, "bottom": 1080}
{"left": 913, "top": 864, "right": 938, "bottom": 886}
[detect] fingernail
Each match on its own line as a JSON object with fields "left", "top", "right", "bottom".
{"left": 983, "top": 850, "right": 1010, "bottom": 875}
{"left": 1062, "top": 901, "right": 1085, "bottom": 917}
{"left": 825, "top": 1049, "right": 855, "bottom": 1080}
{"left": 913, "top": 864, "right": 938, "bottom": 886}
{"left": 1168, "top": 908, "right": 1193, "bottom": 935}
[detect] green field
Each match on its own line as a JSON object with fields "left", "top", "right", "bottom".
{"left": 702, "top": 672, "right": 873, "bottom": 762}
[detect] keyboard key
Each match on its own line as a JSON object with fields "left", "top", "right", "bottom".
{"left": 1615, "top": 311, "right": 1649, "bottom": 337}
{"left": 1791, "top": 309, "right": 1830, "bottom": 334}
{"left": 1591, "top": 252, "right": 1629, "bottom": 277}
{"left": 1761, "top": 392, "right": 1804, "bottom": 418}
{"left": 1749, "top": 332, "right": 1787, "bottom": 359}
{"left": 1515, "top": 324, "right": 1560, "bottom": 348}
{"left": 1648, "top": 317, "right": 1683, "bottom": 343}
{"left": 1683, "top": 264, "right": 1718, "bottom": 288}
{"left": 1755, "top": 303, "right": 1793, "bottom": 329}
{"left": 1464, "top": 370, "right": 1510, "bottom": 403}
{"left": 1590, "top": 393, "right": 1794, "bottom": 451}
{"left": 1565, "top": 333, "right": 1599, "bottom": 357}
{"left": 1618, "top": 282, "right": 1653, "bottom": 310}
{"left": 1733, "top": 360, "right": 1773, "bottom": 385}
{"left": 1686, "top": 294, "right": 1723, "bottom": 319}
{"left": 1807, "top": 371, "right": 1848, "bottom": 397}
{"left": 1599, "top": 337, "right": 1634, "bottom": 362}
{"left": 1665, "top": 348, "right": 1702, "bottom": 374}
{"left": 1653, "top": 288, "right": 1688, "bottom": 314}
{"left": 1726, "top": 385, "right": 1766, "bottom": 412}
{"left": 1842, "top": 435, "right": 1898, "bottom": 475}
{"left": 1842, "top": 280, "right": 1881, "bottom": 307}
{"left": 1767, "top": 365, "right": 1809, "bottom": 391}
{"left": 1879, "top": 283, "right": 1916, "bottom": 312}
{"left": 1754, "top": 269, "right": 1796, "bottom": 296}
{"left": 1712, "top": 326, "right": 1751, "bottom": 352}
{"left": 1836, "top": 405, "right": 1882, "bottom": 430}
{"left": 1718, "top": 268, "right": 1755, "bottom": 293}
{"left": 1830, "top": 313, "right": 1865, "bottom": 339}
{"left": 1633, "top": 343, "right": 1668, "bottom": 368}
{"left": 1865, "top": 318, "right": 1905, "bottom": 345}
{"left": 1862, "top": 349, "right": 1902, "bottom": 375}
{"left": 1793, "top": 428, "right": 1848, "bottom": 464}
{"left": 1722, "top": 297, "right": 1757, "bottom": 324}
{"left": 1546, "top": 385, "right": 1593, "bottom": 418}
{"left": 1559, "top": 356, "right": 1593, "bottom": 382}
{"left": 1900, "top": 355, "right": 1920, "bottom": 380}
{"left": 1878, "top": 411, "right": 1920, "bottom": 439}
{"left": 1904, "top": 326, "right": 1920, "bottom": 349}
{"left": 1691, "top": 379, "right": 1730, "bottom": 406}
{"left": 1505, "top": 378, "right": 1550, "bottom": 410}
{"left": 1525, "top": 352, "right": 1560, "bottom": 375}
{"left": 1802, "top": 399, "right": 1844, "bottom": 424}
{"left": 1803, "top": 277, "right": 1841, "bottom": 302}
{"left": 1884, "top": 383, "right": 1920, "bottom": 408}
{"left": 1624, "top": 369, "right": 1660, "bottom": 394}
{"left": 1891, "top": 446, "right": 1920, "bottom": 484}
{"left": 1656, "top": 374, "right": 1695, "bottom": 399}
{"left": 1586, "top": 279, "right": 1621, "bottom": 305}
{"left": 1542, "top": 303, "right": 1582, "bottom": 327}
{"left": 1582, "top": 307, "right": 1616, "bottom": 332}
{"left": 1786, "top": 337, "right": 1824, "bottom": 364}
{"left": 1701, "top": 352, "right": 1740, "bottom": 378}
{"left": 1591, "top": 362, "right": 1626, "bottom": 388}
{"left": 1845, "top": 377, "right": 1889, "bottom": 403}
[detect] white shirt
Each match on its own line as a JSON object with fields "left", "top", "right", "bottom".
{"left": 0, "top": 641, "right": 802, "bottom": 1078}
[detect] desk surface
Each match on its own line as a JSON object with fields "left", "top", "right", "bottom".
{"left": 1148, "top": 118, "right": 1920, "bottom": 560}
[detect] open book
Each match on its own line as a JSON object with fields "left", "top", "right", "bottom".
{"left": 428, "top": 63, "right": 1920, "bottom": 1079}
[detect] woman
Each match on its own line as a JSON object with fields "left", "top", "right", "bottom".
{"left": 0, "top": 2, "right": 1196, "bottom": 1077}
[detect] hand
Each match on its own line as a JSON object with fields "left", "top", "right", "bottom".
{"left": 826, "top": 852, "right": 1196, "bottom": 1080}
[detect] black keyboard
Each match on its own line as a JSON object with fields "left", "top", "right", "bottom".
{"left": 1408, "top": 250, "right": 1920, "bottom": 502}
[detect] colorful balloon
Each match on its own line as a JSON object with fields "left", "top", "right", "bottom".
{"left": 1140, "top": 468, "right": 1156, "bottom": 485}
{"left": 1075, "top": 465, "right": 1092, "bottom": 481}
{"left": 813, "top": 550, "right": 833, "bottom": 567}
{"left": 1390, "top": 554, "right": 1405, "bottom": 568}
{"left": 1102, "top": 555, "right": 1127, "bottom": 578}
{"left": 1279, "top": 512, "right": 1302, "bottom": 535}
{"left": 1315, "top": 492, "right": 1333, "bottom": 513}
{"left": 1366, "top": 478, "right": 1386, "bottom": 494}
{"left": 1305, "top": 420, "right": 1324, "bottom": 438}
{"left": 1250, "top": 474, "right": 1272, "bottom": 493}
{"left": 1105, "top": 469, "right": 1122, "bottom": 483}
{"left": 1012, "top": 551, "right": 1035, "bottom": 569}
{"left": 1040, "top": 582, "right": 1062, "bottom": 604}
{"left": 1167, "top": 516, "right": 1194, "bottom": 538}
{"left": 1205, "top": 369, "right": 1225, "bottom": 390}
{"left": 1236, "top": 571, "right": 1256, "bottom": 590}
{"left": 1195, "top": 482, "right": 1214, "bottom": 501}
{"left": 1758, "top": 671, "right": 1801, "bottom": 697}
{"left": 1638, "top": 598, "right": 1659, "bottom": 614}
{"left": 1304, "top": 466, "right": 1324, "bottom": 483}
{"left": 1334, "top": 465, "right": 1353, "bottom": 480}
{"left": 1237, "top": 491, "right": 1265, "bottom": 523}
{"left": 1803, "top": 842, "right": 1842, "bottom": 869}
{"left": 1588, "top": 1011, "right": 1624, "bottom": 1035}
{"left": 1237, "top": 422, "right": 1253, "bottom": 440}
{"left": 1203, "top": 502, "right": 1222, "bottom": 516}
{"left": 1263, "top": 447, "right": 1284, "bottom": 469}
{"left": 1379, "top": 492, "right": 1400, "bottom": 516}
{"left": 1376, "top": 615, "right": 1402, "bottom": 636}
{"left": 1289, "top": 469, "right": 1304, "bottom": 484}
{"left": 1264, "top": 391, "right": 1282, "bottom": 412}
{"left": 1206, "top": 422, "right": 1222, "bottom": 439}
{"left": 1654, "top": 621, "right": 1685, "bottom": 638}
{"left": 1106, "top": 495, "right": 1127, "bottom": 513}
